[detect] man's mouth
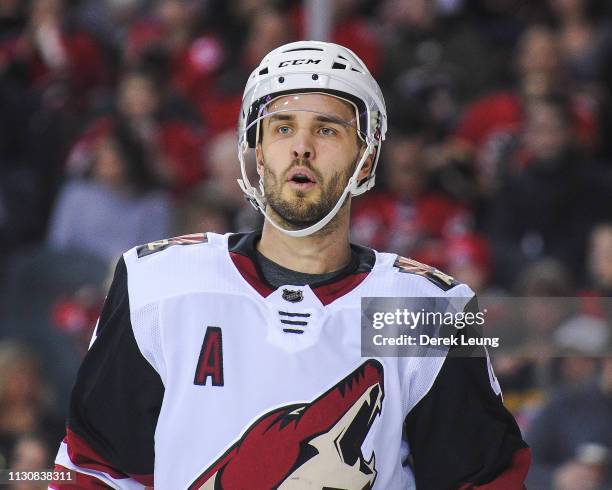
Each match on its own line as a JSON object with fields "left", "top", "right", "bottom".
{"left": 287, "top": 167, "right": 317, "bottom": 188}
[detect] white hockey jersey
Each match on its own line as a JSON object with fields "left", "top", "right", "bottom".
{"left": 51, "top": 231, "right": 529, "bottom": 490}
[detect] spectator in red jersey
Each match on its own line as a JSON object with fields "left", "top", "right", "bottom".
{"left": 199, "top": 5, "right": 293, "bottom": 135}
{"left": 0, "top": 0, "right": 107, "bottom": 104}
{"left": 328, "top": 0, "right": 382, "bottom": 77}
{"left": 450, "top": 24, "right": 598, "bottom": 176}
{"left": 288, "top": 0, "right": 381, "bottom": 77}
{"left": 66, "top": 67, "right": 206, "bottom": 193}
{"left": 126, "top": 0, "right": 226, "bottom": 105}
{"left": 351, "top": 129, "right": 470, "bottom": 258}
{"left": 444, "top": 233, "right": 491, "bottom": 294}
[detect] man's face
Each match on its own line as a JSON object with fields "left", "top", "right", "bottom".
{"left": 524, "top": 102, "right": 571, "bottom": 163}
{"left": 257, "top": 93, "right": 365, "bottom": 229}
{"left": 119, "top": 74, "right": 159, "bottom": 120}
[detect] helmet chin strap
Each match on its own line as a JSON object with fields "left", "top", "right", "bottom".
{"left": 237, "top": 142, "right": 374, "bottom": 238}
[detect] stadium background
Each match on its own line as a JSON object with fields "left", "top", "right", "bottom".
{"left": 0, "top": 0, "right": 612, "bottom": 488}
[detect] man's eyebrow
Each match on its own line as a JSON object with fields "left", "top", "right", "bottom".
{"left": 265, "top": 112, "right": 352, "bottom": 128}
{"left": 314, "top": 114, "right": 350, "bottom": 125}
{"left": 267, "top": 113, "right": 294, "bottom": 124}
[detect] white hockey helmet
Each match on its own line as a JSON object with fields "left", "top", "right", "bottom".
{"left": 237, "top": 40, "right": 387, "bottom": 237}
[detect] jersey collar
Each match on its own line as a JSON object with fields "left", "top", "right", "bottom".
{"left": 227, "top": 231, "right": 375, "bottom": 305}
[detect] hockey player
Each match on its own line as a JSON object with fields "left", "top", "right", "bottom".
{"left": 51, "top": 41, "right": 530, "bottom": 489}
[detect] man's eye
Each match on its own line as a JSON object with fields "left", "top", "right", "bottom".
{"left": 277, "top": 125, "right": 292, "bottom": 135}
{"left": 318, "top": 127, "right": 337, "bottom": 136}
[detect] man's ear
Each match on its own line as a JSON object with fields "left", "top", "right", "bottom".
{"left": 357, "top": 147, "right": 376, "bottom": 182}
{"left": 255, "top": 145, "right": 264, "bottom": 178}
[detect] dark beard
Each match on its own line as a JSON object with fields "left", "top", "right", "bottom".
{"left": 263, "top": 160, "right": 351, "bottom": 230}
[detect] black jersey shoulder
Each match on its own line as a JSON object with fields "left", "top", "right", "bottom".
{"left": 68, "top": 256, "right": 164, "bottom": 476}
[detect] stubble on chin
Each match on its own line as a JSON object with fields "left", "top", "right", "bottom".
{"left": 263, "top": 165, "right": 345, "bottom": 230}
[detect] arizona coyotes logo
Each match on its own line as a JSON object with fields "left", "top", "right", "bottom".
{"left": 189, "top": 360, "right": 385, "bottom": 490}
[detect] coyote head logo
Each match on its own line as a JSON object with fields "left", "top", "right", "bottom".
{"left": 189, "top": 360, "right": 385, "bottom": 490}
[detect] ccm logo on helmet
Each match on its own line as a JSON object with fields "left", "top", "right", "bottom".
{"left": 278, "top": 59, "right": 321, "bottom": 67}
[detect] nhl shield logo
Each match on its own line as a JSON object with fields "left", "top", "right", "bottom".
{"left": 282, "top": 289, "right": 303, "bottom": 303}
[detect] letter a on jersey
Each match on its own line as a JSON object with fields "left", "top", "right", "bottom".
{"left": 189, "top": 360, "right": 384, "bottom": 489}
{"left": 194, "top": 327, "right": 224, "bottom": 387}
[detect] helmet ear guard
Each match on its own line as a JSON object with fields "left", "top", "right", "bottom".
{"left": 236, "top": 41, "right": 387, "bottom": 237}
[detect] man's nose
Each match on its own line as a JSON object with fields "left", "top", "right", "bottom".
{"left": 291, "top": 130, "right": 315, "bottom": 160}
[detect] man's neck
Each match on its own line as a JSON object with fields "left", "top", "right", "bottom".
{"left": 256, "top": 209, "right": 352, "bottom": 274}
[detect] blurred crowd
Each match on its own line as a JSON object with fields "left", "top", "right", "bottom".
{"left": 1, "top": 0, "right": 612, "bottom": 488}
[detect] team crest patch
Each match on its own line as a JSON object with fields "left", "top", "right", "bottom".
{"left": 393, "top": 256, "right": 458, "bottom": 291}
{"left": 137, "top": 233, "right": 208, "bottom": 258}
{"left": 188, "top": 359, "right": 384, "bottom": 490}
{"left": 282, "top": 288, "right": 303, "bottom": 303}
